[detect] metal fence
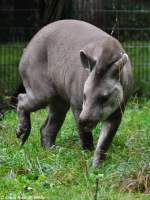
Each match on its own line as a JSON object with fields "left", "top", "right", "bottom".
{"left": 0, "top": 6, "right": 38, "bottom": 107}
{"left": 0, "top": 0, "right": 150, "bottom": 109}
{"left": 73, "top": 0, "right": 150, "bottom": 96}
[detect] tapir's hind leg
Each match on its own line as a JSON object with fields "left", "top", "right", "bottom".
{"left": 40, "top": 98, "right": 69, "bottom": 148}
{"left": 16, "top": 92, "right": 49, "bottom": 145}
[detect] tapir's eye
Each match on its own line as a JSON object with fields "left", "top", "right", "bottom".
{"left": 99, "top": 93, "right": 109, "bottom": 102}
{"left": 102, "top": 93, "right": 109, "bottom": 100}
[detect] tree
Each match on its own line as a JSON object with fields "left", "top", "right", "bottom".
{"left": 38, "top": 0, "right": 71, "bottom": 27}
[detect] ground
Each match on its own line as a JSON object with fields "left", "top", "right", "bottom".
{"left": 0, "top": 98, "right": 150, "bottom": 199}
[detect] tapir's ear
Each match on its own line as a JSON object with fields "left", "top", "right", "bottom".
{"left": 80, "top": 50, "right": 97, "bottom": 72}
{"left": 112, "top": 53, "right": 128, "bottom": 73}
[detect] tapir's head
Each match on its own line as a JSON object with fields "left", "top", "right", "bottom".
{"left": 79, "top": 38, "right": 128, "bottom": 131}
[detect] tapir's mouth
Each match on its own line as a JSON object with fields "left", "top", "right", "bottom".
{"left": 79, "top": 119, "right": 98, "bottom": 132}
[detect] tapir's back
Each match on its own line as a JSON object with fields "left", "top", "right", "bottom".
{"left": 44, "top": 20, "right": 111, "bottom": 96}
{"left": 19, "top": 20, "right": 132, "bottom": 103}
{"left": 19, "top": 20, "right": 111, "bottom": 99}
{"left": 21, "top": 19, "right": 110, "bottom": 70}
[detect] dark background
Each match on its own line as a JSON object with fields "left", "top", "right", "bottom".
{"left": 1, "top": 0, "right": 150, "bottom": 41}
{"left": 0, "top": 0, "right": 150, "bottom": 112}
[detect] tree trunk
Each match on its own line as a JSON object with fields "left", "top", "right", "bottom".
{"left": 38, "top": 0, "right": 71, "bottom": 27}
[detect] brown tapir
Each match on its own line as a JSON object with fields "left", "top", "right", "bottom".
{"left": 17, "top": 20, "right": 133, "bottom": 167}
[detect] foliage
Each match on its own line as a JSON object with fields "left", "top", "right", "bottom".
{"left": 123, "top": 41, "right": 150, "bottom": 97}
{"left": 0, "top": 43, "right": 23, "bottom": 97}
{"left": 0, "top": 99, "right": 150, "bottom": 199}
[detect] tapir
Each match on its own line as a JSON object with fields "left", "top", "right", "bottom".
{"left": 16, "top": 20, "right": 133, "bottom": 167}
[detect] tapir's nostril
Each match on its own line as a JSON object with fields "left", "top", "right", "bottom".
{"left": 79, "top": 112, "right": 97, "bottom": 131}
{"left": 79, "top": 119, "right": 87, "bottom": 126}
{"left": 79, "top": 116, "right": 88, "bottom": 125}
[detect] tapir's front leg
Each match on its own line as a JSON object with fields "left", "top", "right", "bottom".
{"left": 93, "top": 108, "right": 123, "bottom": 168}
{"left": 72, "top": 108, "right": 94, "bottom": 150}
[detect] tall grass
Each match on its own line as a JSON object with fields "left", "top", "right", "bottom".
{"left": 0, "top": 98, "right": 150, "bottom": 199}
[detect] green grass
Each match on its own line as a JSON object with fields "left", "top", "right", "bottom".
{"left": 0, "top": 99, "right": 150, "bottom": 199}
{"left": 0, "top": 43, "right": 24, "bottom": 96}
{"left": 123, "top": 41, "right": 150, "bottom": 95}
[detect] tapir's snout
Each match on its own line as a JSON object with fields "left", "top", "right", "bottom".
{"left": 79, "top": 112, "right": 98, "bottom": 131}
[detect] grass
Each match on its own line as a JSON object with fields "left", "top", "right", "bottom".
{"left": 123, "top": 41, "right": 150, "bottom": 95}
{"left": 0, "top": 43, "right": 24, "bottom": 96}
{"left": 0, "top": 98, "right": 150, "bottom": 199}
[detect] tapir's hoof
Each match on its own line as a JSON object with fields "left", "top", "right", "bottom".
{"left": 41, "top": 141, "right": 55, "bottom": 149}
{"left": 92, "top": 160, "right": 102, "bottom": 168}
{"left": 92, "top": 153, "right": 106, "bottom": 168}
{"left": 16, "top": 126, "right": 30, "bottom": 146}
{"left": 82, "top": 143, "right": 94, "bottom": 151}
{"left": 80, "top": 136, "right": 94, "bottom": 151}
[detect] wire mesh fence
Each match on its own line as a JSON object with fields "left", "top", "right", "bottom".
{"left": 73, "top": 0, "right": 150, "bottom": 96}
{"left": 0, "top": 0, "right": 150, "bottom": 111}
